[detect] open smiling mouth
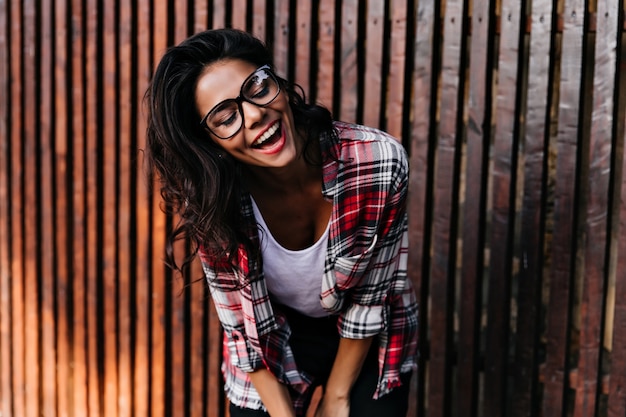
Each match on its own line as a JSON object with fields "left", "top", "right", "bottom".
{"left": 252, "top": 122, "right": 281, "bottom": 149}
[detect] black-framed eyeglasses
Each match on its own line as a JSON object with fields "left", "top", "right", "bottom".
{"left": 199, "top": 65, "right": 281, "bottom": 140}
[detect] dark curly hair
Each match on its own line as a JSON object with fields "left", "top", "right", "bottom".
{"left": 144, "top": 28, "right": 336, "bottom": 273}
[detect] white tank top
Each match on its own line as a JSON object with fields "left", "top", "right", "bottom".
{"left": 250, "top": 198, "right": 330, "bottom": 317}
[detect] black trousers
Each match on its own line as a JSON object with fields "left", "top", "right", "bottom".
{"left": 229, "top": 304, "right": 412, "bottom": 417}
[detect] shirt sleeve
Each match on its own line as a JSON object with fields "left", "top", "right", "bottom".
{"left": 336, "top": 138, "right": 410, "bottom": 339}
{"left": 201, "top": 260, "right": 266, "bottom": 373}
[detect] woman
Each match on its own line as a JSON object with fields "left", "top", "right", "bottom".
{"left": 145, "top": 28, "right": 418, "bottom": 417}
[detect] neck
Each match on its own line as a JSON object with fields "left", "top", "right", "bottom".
{"left": 245, "top": 137, "right": 323, "bottom": 194}
{"left": 245, "top": 156, "right": 320, "bottom": 194}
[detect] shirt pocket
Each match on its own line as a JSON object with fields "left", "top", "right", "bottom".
{"left": 333, "top": 234, "right": 378, "bottom": 291}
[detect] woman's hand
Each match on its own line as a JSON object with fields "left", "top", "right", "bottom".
{"left": 313, "top": 393, "right": 349, "bottom": 417}
{"left": 247, "top": 368, "right": 296, "bottom": 417}
{"left": 311, "top": 336, "right": 374, "bottom": 417}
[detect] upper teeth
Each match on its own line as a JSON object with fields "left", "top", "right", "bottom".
{"left": 256, "top": 123, "right": 279, "bottom": 145}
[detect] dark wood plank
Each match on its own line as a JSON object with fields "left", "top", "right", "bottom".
{"left": 407, "top": 0, "right": 437, "bottom": 414}
{"left": 428, "top": 1, "right": 464, "bottom": 416}
{"left": 194, "top": 0, "right": 209, "bottom": 33}
{"left": 54, "top": 1, "right": 72, "bottom": 415}
{"left": 386, "top": 0, "right": 407, "bottom": 139}
{"left": 362, "top": 0, "right": 384, "bottom": 128}
{"left": 231, "top": 0, "right": 247, "bottom": 31}
{"left": 117, "top": 1, "right": 133, "bottom": 415}
{"left": 170, "top": 5, "right": 188, "bottom": 416}
{"left": 212, "top": 0, "right": 227, "bottom": 29}
{"left": 273, "top": 0, "right": 290, "bottom": 79}
{"left": 574, "top": 2, "right": 619, "bottom": 415}
{"left": 170, "top": 245, "right": 187, "bottom": 417}
{"left": 316, "top": 0, "right": 335, "bottom": 111}
{"left": 102, "top": 0, "right": 119, "bottom": 414}
{"left": 542, "top": 2, "right": 586, "bottom": 416}
{"left": 189, "top": 260, "right": 207, "bottom": 417}
{"left": 70, "top": 0, "right": 89, "bottom": 412}
{"left": 152, "top": 3, "right": 169, "bottom": 416}
{"left": 150, "top": 187, "right": 168, "bottom": 417}
{"left": 207, "top": 295, "right": 222, "bottom": 417}
{"left": 339, "top": 0, "right": 358, "bottom": 123}
{"left": 174, "top": 0, "right": 188, "bottom": 43}
{"left": 511, "top": 1, "right": 553, "bottom": 416}
{"left": 9, "top": 2, "right": 25, "bottom": 412}
{"left": 484, "top": 1, "right": 523, "bottom": 415}
{"left": 251, "top": 0, "right": 267, "bottom": 41}
{"left": 85, "top": 0, "right": 103, "bottom": 414}
{"left": 39, "top": 0, "right": 57, "bottom": 415}
{"left": 85, "top": 0, "right": 102, "bottom": 413}
{"left": 457, "top": 1, "right": 493, "bottom": 415}
{"left": 22, "top": 2, "right": 40, "bottom": 415}
{"left": 295, "top": 0, "right": 312, "bottom": 97}
{"left": 608, "top": 35, "right": 626, "bottom": 417}
{"left": 133, "top": 1, "right": 152, "bottom": 415}
{"left": 0, "top": 0, "right": 11, "bottom": 412}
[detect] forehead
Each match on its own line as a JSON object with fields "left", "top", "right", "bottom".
{"left": 195, "top": 59, "right": 258, "bottom": 114}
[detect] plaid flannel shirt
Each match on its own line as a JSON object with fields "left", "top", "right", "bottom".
{"left": 200, "top": 122, "right": 418, "bottom": 415}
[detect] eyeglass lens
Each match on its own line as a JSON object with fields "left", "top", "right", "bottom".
{"left": 206, "top": 67, "right": 279, "bottom": 139}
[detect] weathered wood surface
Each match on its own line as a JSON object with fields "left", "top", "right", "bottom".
{"left": 1, "top": 1, "right": 625, "bottom": 416}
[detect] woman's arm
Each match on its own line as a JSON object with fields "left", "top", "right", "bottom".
{"left": 248, "top": 368, "right": 296, "bottom": 417}
{"left": 314, "top": 336, "right": 374, "bottom": 417}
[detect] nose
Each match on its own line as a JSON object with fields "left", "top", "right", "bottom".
{"left": 240, "top": 100, "right": 264, "bottom": 130}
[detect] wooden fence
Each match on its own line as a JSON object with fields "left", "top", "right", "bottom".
{"left": 1, "top": 1, "right": 626, "bottom": 416}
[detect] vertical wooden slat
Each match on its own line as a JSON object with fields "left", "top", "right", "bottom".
{"left": 608, "top": 30, "right": 626, "bottom": 417}
{"left": 194, "top": 0, "right": 209, "bottom": 33}
{"left": 484, "top": 1, "right": 523, "bottom": 415}
{"left": 189, "top": 261, "right": 207, "bottom": 417}
{"left": 102, "top": 0, "right": 119, "bottom": 414}
{"left": 294, "top": 0, "right": 312, "bottom": 96}
{"left": 543, "top": 2, "right": 586, "bottom": 416}
{"left": 152, "top": 2, "right": 169, "bottom": 415}
{"left": 512, "top": 1, "right": 553, "bottom": 415}
{"left": 171, "top": 7, "right": 188, "bottom": 417}
{"left": 231, "top": 0, "right": 248, "bottom": 31}
{"left": 316, "top": 0, "right": 335, "bottom": 110}
{"left": 134, "top": 0, "right": 152, "bottom": 416}
{"left": 574, "top": 2, "right": 618, "bottom": 415}
{"left": 251, "top": 0, "right": 267, "bottom": 42}
{"left": 54, "top": 0, "right": 71, "bottom": 415}
{"left": 85, "top": 0, "right": 102, "bottom": 413}
{"left": 339, "top": 0, "right": 358, "bottom": 123}
{"left": 407, "top": 0, "right": 436, "bottom": 415}
{"left": 207, "top": 296, "right": 222, "bottom": 417}
{"left": 22, "top": 1, "right": 40, "bottom": 415}
{"left": 39, "top": 0, "right": 57, "bottom": 414}
{"left": 118, "top": 1, "right": 133, "bottom": 416}
{"left": 2, "top": 3, "right": 626, "bottom": 417}
{"left": 170, "top": 264, "right": 186, "bottom": 417}
{"left": 9, "top": 4, "right": 25, "bottom": 417}
{"left": 386, "top": 0, "right": 407, "bottom": 138}
{"left": 362, "top": 0, "right": 384, "bottom": 128}
{"left": 428, "top": 1, "right": 464, "bottom": 416}
{"left": 213, "top": 0, "right": 227, "bottom": 29}
{"left": 273, "top": 0, "right": 290, "bottom": 79}
{"left": 174, "top": 0, "right": 189, "bottom": 43}
{"left": 85, "top": 0, "right": 101, "bottom": 413}
{"left": 0, "top": 0, "right": 11, "bottom": 413}
{"left": 70, "top": 0, "right": 88, "bottom": 412}
{"left": 457, "top": 1, "right": 492, "bottom": 415}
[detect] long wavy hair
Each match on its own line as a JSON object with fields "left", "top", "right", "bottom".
{"left": 145, "top": 28, "right": 336, "bottom": 273}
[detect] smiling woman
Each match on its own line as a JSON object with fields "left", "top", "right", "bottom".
{"left": 194, "top": 59, "right": 299, "bottom": 167}
{"left": 144, "top": 28, "right": 418, "bottom": 417}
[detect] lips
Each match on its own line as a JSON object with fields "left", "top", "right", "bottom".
{"left": 251, "top": 121, "right": 283, "bottom": 152}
